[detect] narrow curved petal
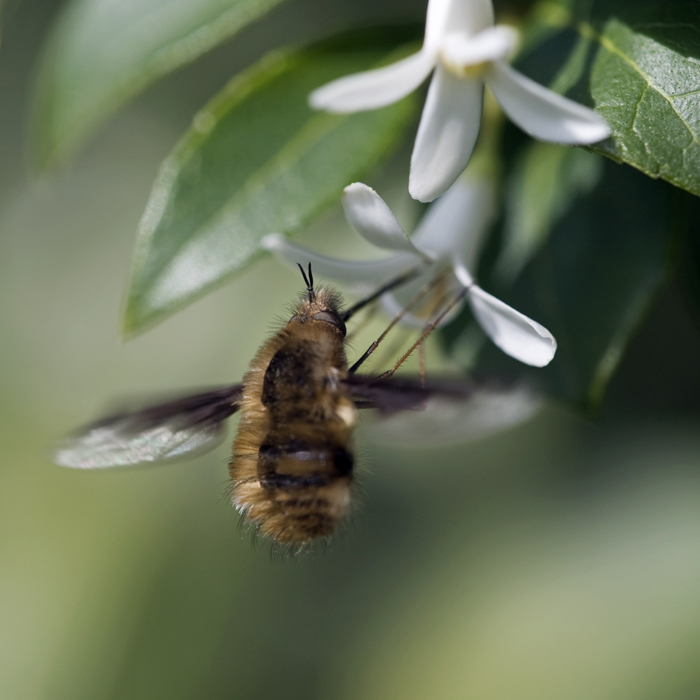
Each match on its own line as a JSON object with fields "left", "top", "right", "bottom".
{"left": 445, "top": 0, "right": 494, "bottom": 37}
{"left": 468, "top": 285, "right": 557, "bottom": 366}
{"left": 412, "top": 178, "right": 497, "bottom": 270}
{"left": 342, "top": 183, "right": 425, "bottom": 255}
{"left": 309, "top": 51, "right": 435, "bottom": 114}
{"left": 487, "top": 61, "right": 611, "bottom": 143}
{"left": 441, "top": 25, "right": 518, "bottom": 68}
{"left": 409, "top": 67, "right": 483, "bottom": 203}
{"left": 262, "top": 234, "right": 419, "bottom": 285}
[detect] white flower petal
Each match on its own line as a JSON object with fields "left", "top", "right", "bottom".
{"left": 424, "top": 0, "right": 453, "bottom": 52}
{"left": 342, "top": 183, "right": 425, "bottom": 255}
{"left": 468, "top": 285, "right": 557, "bottom": 366}
{"left": 424, "top": 0, "right": 493, "bottom": 51}
{"left": 308, "top": 50, "right": 435, "bottom": 114}
{"left": 487, "top": 61, "right": 612, "bottom": 143}
{"left": 442, "top": 25, "right": 518, "bottom": 67}
{"left": 412, "top": 178, "right": 497, "bottom": 270}
{"left": 409, "top": 66, "right": 483, "bottom": 203}
{"left": 444, "top": 0, "right": 494, "bottom": 37}
{"left": 453, "top": 263, "right": 474, "bottom": 287}
{"left": 262, "top": 233, "right": 418, "bottom": 285}
{"left": 361, "top": 384, "right": 541, "bottom": 447}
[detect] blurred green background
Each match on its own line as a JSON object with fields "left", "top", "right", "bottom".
{"left": 2, "top": 1, "right": 700, "bottom": 698}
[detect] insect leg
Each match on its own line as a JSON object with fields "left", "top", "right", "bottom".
{"left": 419, "top": 340, "right": 426, "bottom": 387}
{"left": 341, "top": 266, "right": 424, "bottom": 323}
{"left": 374, "top": 287, "right": 469, "bottom": 380}
{"left": 348, "top": 272, "right": 447, "bottom": 374}
{"left": 374, "top": 326, "right": 411, "bottom": 371}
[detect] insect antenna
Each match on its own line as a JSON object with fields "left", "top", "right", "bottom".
{"left": 296, "top": 262, "right": 316, "bottom": 302}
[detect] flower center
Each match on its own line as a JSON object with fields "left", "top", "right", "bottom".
{"left": 440, "top": 55, "right": 488, "bottom": 79}
{"left": 438, "top": 26, "right": 519, "bottom": 81}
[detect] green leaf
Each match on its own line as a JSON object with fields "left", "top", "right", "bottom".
{"left": 32, "top": 0, "right": 288, "bottom": 168}
{"left": 589, "top": 16, "right": 700, "bottom": 196}
{"left": 444, "top": 159, "right": 676, "bottom": 409}
{"left": 123, "top": 37, "right": 419, "bottom": 335}
{"left": 525, "top": 0, "right": 700, "bottom": 197}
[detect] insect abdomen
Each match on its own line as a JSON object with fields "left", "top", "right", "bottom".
{"left": 255, "top": 426, "right": 353, "bottom": 542}
{"left": 233, "top": 422, "right": 354, "bottom": 545}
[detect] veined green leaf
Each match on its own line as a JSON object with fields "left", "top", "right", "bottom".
{"left": 523, "top": 1, "right": 700, "bottom": 197}
{"left": 123, "top": 38, "right": 419, "bottom": 335}
{"left": 444, "top": 159, "right": 675, "bottom": 409}
{"left": 589, "top": 16, "right": 700, "bottom": 196}
{"left": 32, "top": 0, "right": 288, "bottom": 168}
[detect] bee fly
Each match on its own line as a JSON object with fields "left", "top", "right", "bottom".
{"left": 54, "top": 264, "right": 476, "bottom": 546}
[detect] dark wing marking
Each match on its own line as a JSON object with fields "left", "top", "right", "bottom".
{"left": 343, "top": 375, "right": 479, "bottom": 414}
{"left": 53, "top": 385, "right": 243, "bottom": 469}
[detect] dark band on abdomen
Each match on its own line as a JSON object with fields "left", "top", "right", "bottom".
{"left": 258, "top": 439, "right": 354, "bottom": 490}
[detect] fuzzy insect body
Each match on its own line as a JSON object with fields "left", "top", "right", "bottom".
{"left": 53, "top": 272, "right": 483, "bottom": 548}
{"left": 231, "top": 288, "right": 357, "bottom": 543}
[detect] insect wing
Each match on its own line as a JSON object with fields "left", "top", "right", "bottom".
{"left": 359, "top": 383, "right": 541, "bottom": 447}
{"left": 54, "top": 385, "right": 243, "bottom": 469}
{"left": 343, "top": 375, "right": 478, "bottom": 414}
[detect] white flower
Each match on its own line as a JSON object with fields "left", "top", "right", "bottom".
{"left": 309, "top": 0, "right": 611, "bottom": 203}
{"left": 262, "top": 180, "right": 556, "bottom": 367}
